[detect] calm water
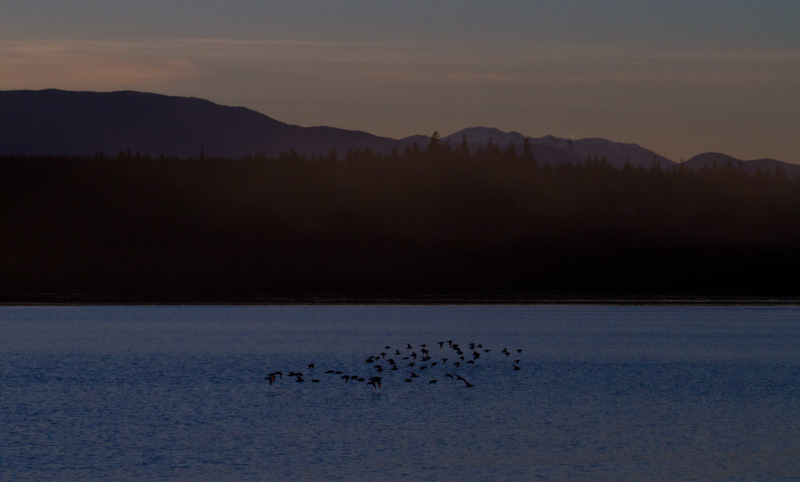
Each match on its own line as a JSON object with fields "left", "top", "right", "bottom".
{"left": 1, "top": 305, "right": 799, "bottom": 481}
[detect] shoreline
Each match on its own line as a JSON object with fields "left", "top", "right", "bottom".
{"left": 3, "top": 292, "right": 799, "bottom": 306}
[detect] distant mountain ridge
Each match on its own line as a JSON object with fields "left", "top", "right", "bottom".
{"left": 430, "top": 127, "right": 673, "bottom": 168}
{"left": 0, "top": 89, "right": 400, "bottom": 158}
{"left": 1, "top": 89, "right": 795, "bottom": 175}
{"left": 683, "top": 152, "right": 800, "bottom": 178}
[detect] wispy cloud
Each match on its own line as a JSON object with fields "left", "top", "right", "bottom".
{"left": 0, "top": 39, "right": 202, "bottom": 89}
{"left": 2, "top": 37, "right": 798, "bottom": 93}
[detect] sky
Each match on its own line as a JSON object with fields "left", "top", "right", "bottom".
{"left": 1, "top": 1, "right": 799, "bottom": 163}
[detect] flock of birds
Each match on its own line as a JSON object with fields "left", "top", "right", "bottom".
{"left": 265, "top": 340, "right": 523, "bottom": 389}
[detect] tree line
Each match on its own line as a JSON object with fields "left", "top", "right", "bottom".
{"left": 2, "top": 137, "right": 799, "bottom": 301}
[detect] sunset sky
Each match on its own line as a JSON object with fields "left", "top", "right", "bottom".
{"left": 2, "top": 1, "right": 798, "bottom": 163}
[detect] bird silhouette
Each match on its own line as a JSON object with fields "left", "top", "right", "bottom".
{"left": 263, "top": 337, "right": 524, "bottom": 392}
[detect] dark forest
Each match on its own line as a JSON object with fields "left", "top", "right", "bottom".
{"left": 2, "top": 137, "right": 799, "bottom": 302}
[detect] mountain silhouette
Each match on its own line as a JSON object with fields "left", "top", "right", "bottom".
{"left": 0, "top": 89, "right": 401, "bottom": 158}
{"left": 683, "top": 152, "right": 800, "bottom": 178}
{"left": 0, "top": 89, "right": 793, "bottom": 172}
{"left": 438, "top": 127, "right": 674, "bottom": 168}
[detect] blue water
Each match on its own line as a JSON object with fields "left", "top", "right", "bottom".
{"left": 1, "top": 305, "right": 799, "bottom": 480}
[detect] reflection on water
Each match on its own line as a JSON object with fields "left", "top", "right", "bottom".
{"left": 2, "top": 305, "right": 799, "bottom": 480}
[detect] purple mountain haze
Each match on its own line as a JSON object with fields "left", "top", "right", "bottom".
{"left": 1, "top": 89, "right": 796, "bottom": 176}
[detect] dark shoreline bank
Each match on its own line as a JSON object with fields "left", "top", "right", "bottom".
{"left": 3, "top": 292, "right": 799, "bottom": 306}
{"left": 4, "top": 155, "right": 799, "bottom": 305}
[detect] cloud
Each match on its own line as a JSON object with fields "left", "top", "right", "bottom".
{"left": 0, "top": 39, "right": 202, "bottom": 90}
{"left": 2, "top": 37, "right": 797, "bottom": 94}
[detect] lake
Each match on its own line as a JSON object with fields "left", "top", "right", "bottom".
{"left": 1, "top": 305, "right": 799, "bottom": 480}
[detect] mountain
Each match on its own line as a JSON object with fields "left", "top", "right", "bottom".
{"left": 529, "top": 134, "right": 674, "bottom": 168}
{"left": 441, "top": 127, "right": 528, "bottom": 147}
{"left": 683, "top": 152, "right": 800, "bottom": 178}
{"left": 402, "top": 128, "right": 585, "bottom": 165}
{"left": 0, "top": 89, "right": 402, "bottom": 158}
{"left": 1, "top": 90, "right": 793, "bottom": 174}
{"left": 438, "top": 127, "right": 674, "bottom": 168}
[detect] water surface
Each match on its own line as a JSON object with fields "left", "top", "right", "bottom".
{"left": 2, "top": 305, "right": 798, "bottom": 480}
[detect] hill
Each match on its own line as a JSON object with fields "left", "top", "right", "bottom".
{"left": 1, "top": 89, "right": 794, "bottom": 175}
{"left": 437, "top": 127, "right": 674, "bottom": 168}
{"left": 0, "top": 89, "right": 402, "bottom": 158}
{"left": 684, "top": 152, "right": 800, "bottom": 178}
